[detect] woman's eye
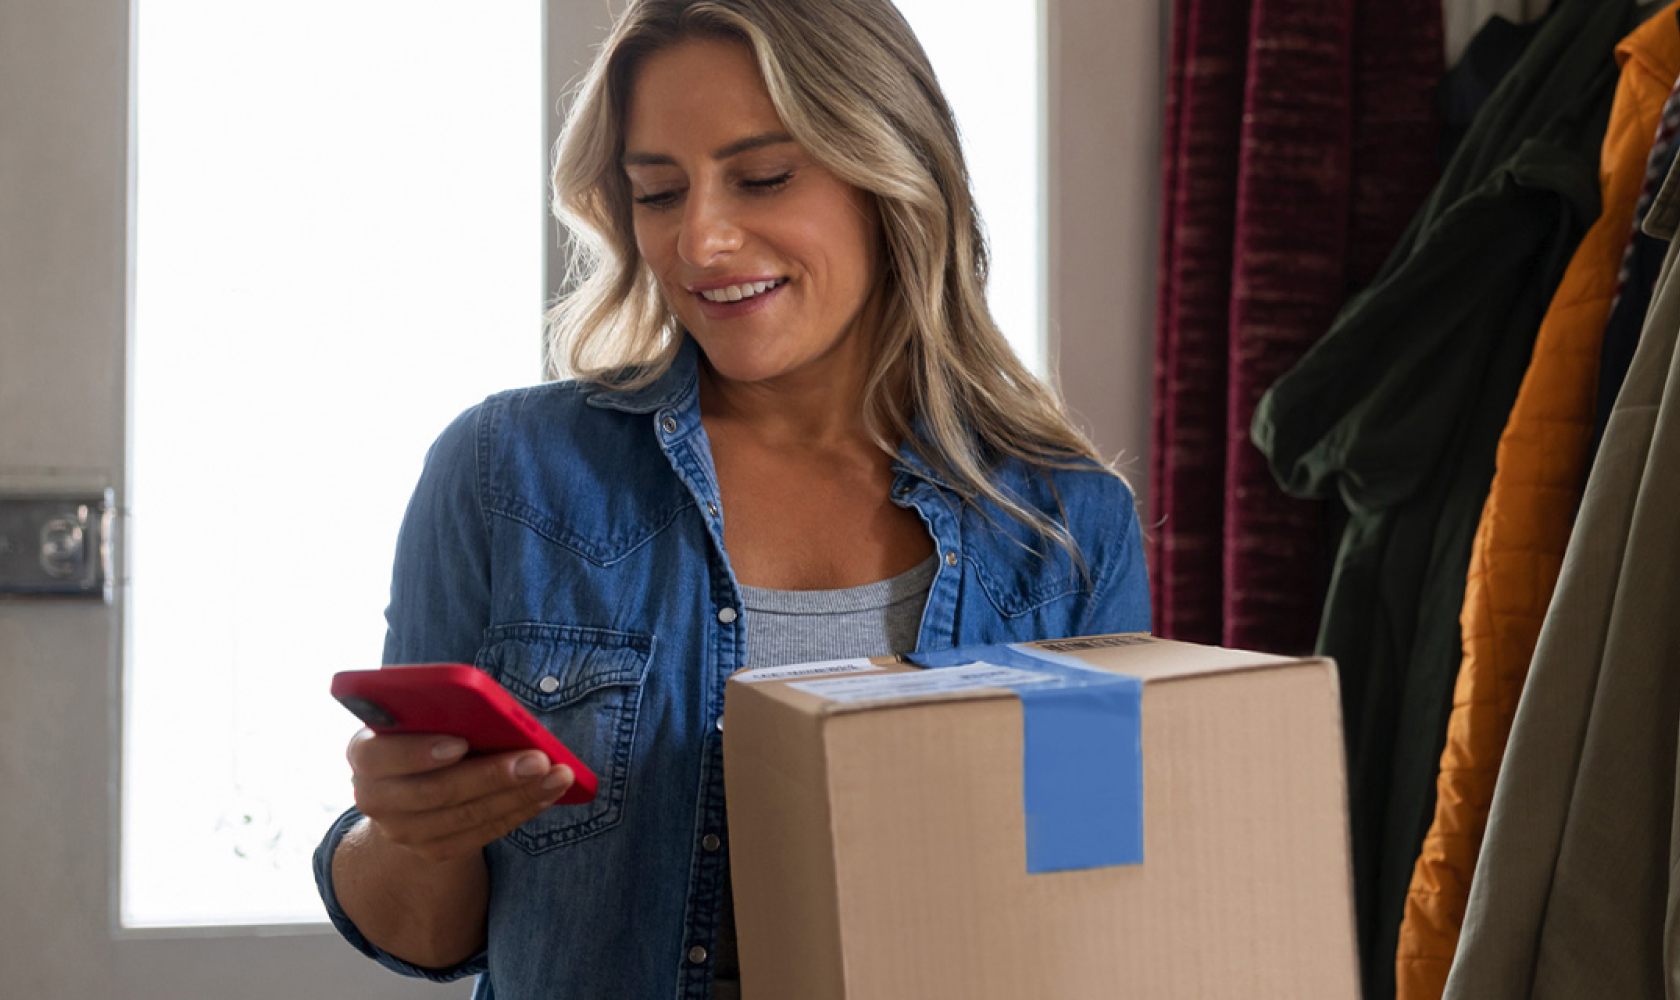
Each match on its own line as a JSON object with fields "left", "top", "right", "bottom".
{"left": 741, "top": 172, "right": 792, "bottom": 192}
{"left": 633, "top": 190, "right": 680, "bottom": 210}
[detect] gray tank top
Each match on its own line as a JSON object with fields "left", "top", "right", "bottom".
{"left": 711, "top": 554, "right": 938, "bottom": 996}
{"left": 738, "top": 555, "right": 938, "bottom": 669}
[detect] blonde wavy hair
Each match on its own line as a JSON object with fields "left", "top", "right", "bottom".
{"left": 546, "top": 0, "right": 1116, "bottom": 554}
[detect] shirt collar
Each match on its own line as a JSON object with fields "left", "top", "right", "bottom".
{"left": 584, "top": 334, "right": 959, "bottom": 492}
{"left": 582, "top": 335, "right": 700, "bottom": 415}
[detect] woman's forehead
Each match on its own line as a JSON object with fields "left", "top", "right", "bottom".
{"left": 623, "top": 36, "right": 786, "bottom": 155}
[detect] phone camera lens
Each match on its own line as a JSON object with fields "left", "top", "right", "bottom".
{"left": 339, "top": 696, "right": 396, "bottom": 728}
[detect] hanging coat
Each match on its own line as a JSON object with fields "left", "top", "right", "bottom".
{"left": 1396, "top": 11, "right": 1680, "bottom": 1000}
{"left": 1151, "top": 0, "right": 1441, "bottom": 655}
{"left": 1249, "top": 1, "right": 1635, "bottom": 996}
{"left": 1445, "top": 0, "right": 1550, "bottom": 68}
{"left": 1441, "top": 136, "right": 1680, "bottom": 1000}
{"left": 1438, "top": 13, "right": 1549, "bottom": 165}
{"left": 1592, "top": 66, "right": 1680, "bottom": 466}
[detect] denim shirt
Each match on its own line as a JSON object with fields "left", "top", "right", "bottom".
{"left": 312, "top": 338, "right": 1151, "bottom": 1000}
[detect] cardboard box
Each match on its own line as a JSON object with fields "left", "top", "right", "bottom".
{"left": 722, "top": 634, "right": 1357, "bottom": 999}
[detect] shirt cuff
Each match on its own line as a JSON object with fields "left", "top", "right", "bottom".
{"left": 313, "top": 805, "right": 489, "bottom": 983}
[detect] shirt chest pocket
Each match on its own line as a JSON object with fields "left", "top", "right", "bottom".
{"left": 474, "top": 623, "right": 654, "bottom": 854}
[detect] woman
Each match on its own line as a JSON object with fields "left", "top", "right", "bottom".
{"left": 313, "top": 1, "right": 1149, "bottom": 997}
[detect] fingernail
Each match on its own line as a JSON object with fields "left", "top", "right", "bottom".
{"left": 542, "top": 766, "right": 573, "bottom": 791}
{"left": 431, "top": 738, "right": 469, "bottom": 760}
{"left": 513, "top": 752, "right": 549, "bottom": 778}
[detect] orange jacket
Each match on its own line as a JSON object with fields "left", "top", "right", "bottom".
{"left": 1395, "top": 9, "right": 1680, "bottom": 999}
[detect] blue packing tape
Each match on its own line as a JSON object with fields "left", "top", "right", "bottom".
{"left": 907, "top": 643, "right": 1143, "bottom": 872}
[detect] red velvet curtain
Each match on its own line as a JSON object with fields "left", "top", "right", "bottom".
{"left": 1151, "top": 0, "right": 1443, "bottom": 653}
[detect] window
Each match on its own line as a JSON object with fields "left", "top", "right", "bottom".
{"left": 125, "top": 0, "right": 542, "bottom": 926}
{"left": 895, "top": 0, "right": 1045, "bottom": 371}
{"left": 123, "top": 0, "right": 1041, "bottom": 929}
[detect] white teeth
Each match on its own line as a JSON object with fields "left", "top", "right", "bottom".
{"left": 700, "top": 278, "right": 782, "bottom": 303}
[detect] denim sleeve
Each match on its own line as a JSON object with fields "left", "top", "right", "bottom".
{"left": 312, "top": 403, "right": 493, "bottom": 982}
{"left": 312, "top": 806, "right": 488, "bottom": 981}
{"left": 1075, "top": 477, "right": 1153, "bottom": 637}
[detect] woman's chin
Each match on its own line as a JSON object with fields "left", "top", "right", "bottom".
{"left": 691, "top": 337, "right": 801, "bottom": 386}
{"left": 701, "top": 357, "right": 794, "bottom": 387}
{"left": 688, "top": 319, "right": 864, "bottom": 391}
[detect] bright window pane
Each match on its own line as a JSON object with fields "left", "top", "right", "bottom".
{"left": 126, "top": 1, "right": 542, "bottom": 926}
{"left": 895, "top": 0, "right": 1045, "bottom": 372}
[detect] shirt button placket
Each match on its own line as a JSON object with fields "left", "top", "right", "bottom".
{"left": 710, "top": 597, "right": 736, "bottom": 969}
{"left": 688, "top": 945, "right": 708, "bottom": 965}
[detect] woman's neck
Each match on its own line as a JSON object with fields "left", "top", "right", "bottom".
{"left": 698, "top": 368, "right": 864, "bottom": 451}
{"left": 697, "top": 320, "right": 897, "bottom": 452}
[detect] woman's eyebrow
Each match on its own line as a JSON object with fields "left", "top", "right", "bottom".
{"left": 622, "top": 131, "right": 794, "bottom": 167}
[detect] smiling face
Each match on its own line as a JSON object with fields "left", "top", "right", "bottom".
{"left": 622, "top": 35, "right": 885, "bottom": 389}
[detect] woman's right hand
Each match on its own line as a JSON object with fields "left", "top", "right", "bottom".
{"left": 345, "top": 728, "right": 574, "bottom": 863}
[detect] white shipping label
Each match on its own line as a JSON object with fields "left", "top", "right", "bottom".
{"left": 787, "top": 662, "right": 1051, "bottom": 704}
{"left": 732, "top": 658, "right": 885, "bottom": 684}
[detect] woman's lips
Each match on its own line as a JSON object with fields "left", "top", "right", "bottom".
{"left": 693, "top": 279, "right": 787, "bottom": 320}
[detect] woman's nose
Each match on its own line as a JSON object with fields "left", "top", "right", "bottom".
{"left": 676, "top": 189, "right": 742, "bottom": 266}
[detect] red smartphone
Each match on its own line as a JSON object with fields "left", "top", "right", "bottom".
{"left": 331, "top": 663, "right": 597, "bottom": 805}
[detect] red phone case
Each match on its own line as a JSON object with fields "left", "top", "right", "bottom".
{"left": 331, "top": 664, "right": 598, "bottom": 805}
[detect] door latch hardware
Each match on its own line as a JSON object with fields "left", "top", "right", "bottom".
{"left": 0, "top": 490, "right": 115, "bottom": 601}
